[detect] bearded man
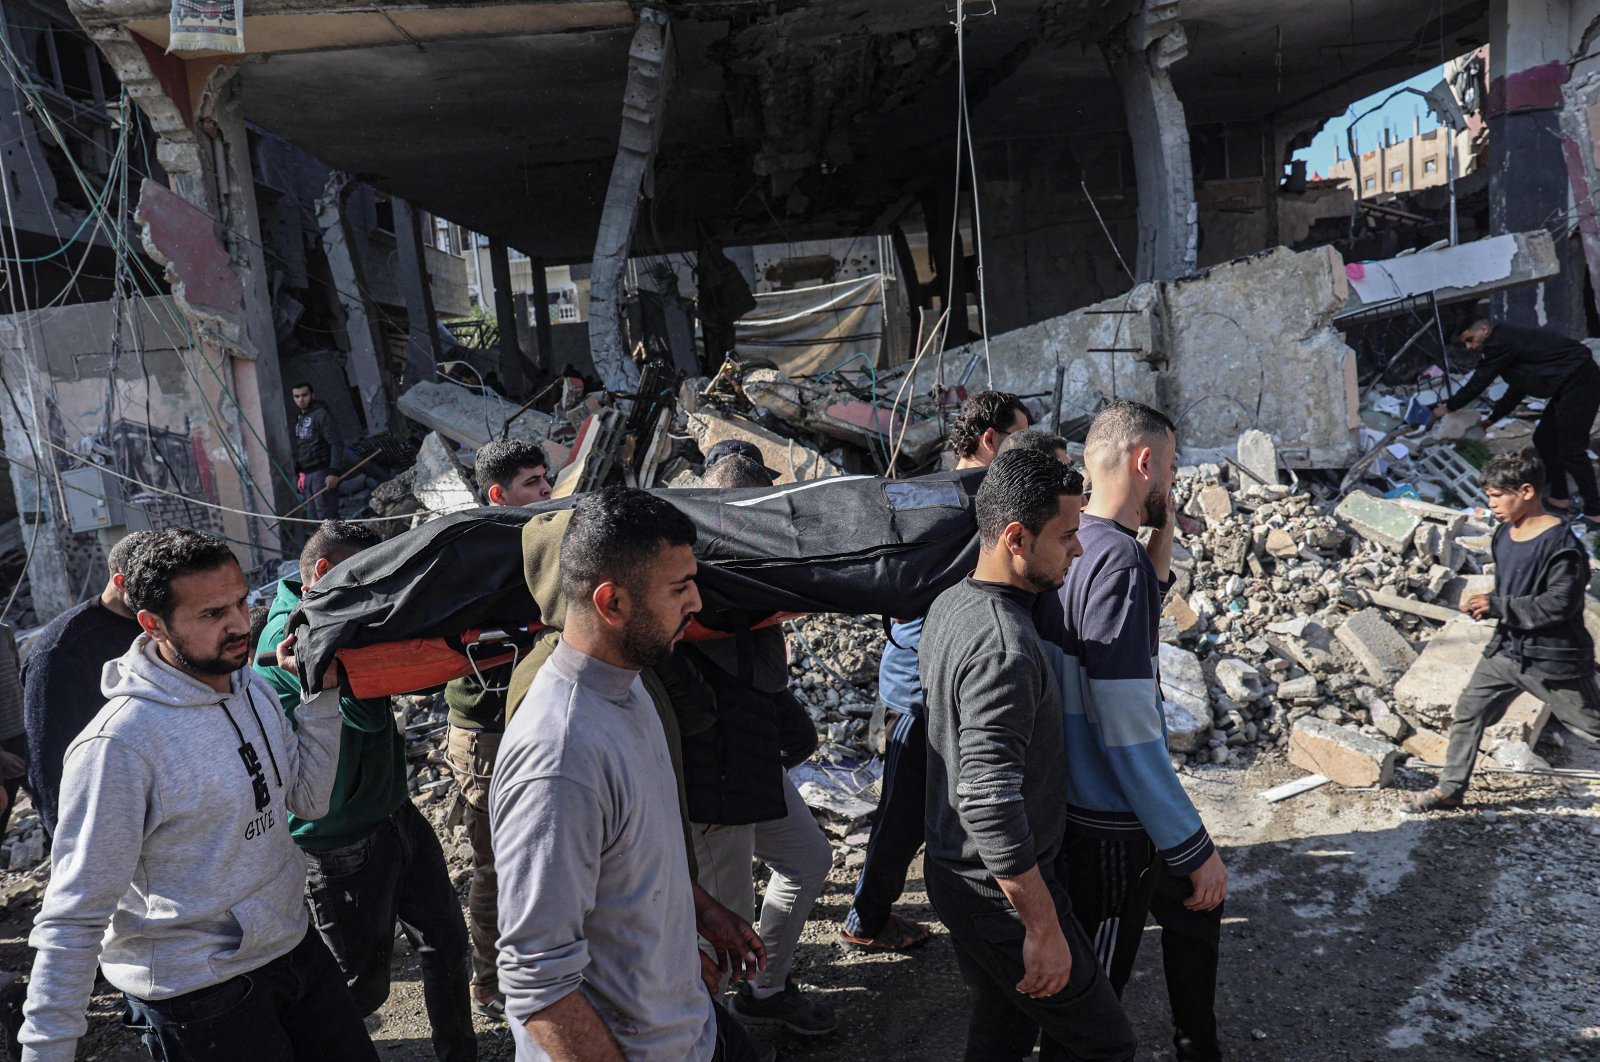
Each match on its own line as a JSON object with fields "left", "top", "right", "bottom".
{"left": 489, "top": 488, "right": 766, "bottom": 1062}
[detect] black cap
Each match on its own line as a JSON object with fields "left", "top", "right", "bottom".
{"left": 704, "top": 439, "right": 780, "bottom": 481}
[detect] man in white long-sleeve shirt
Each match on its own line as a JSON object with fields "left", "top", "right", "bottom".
{"left": 491, "top": 487, "right": 768, "bottom": 1062}
{"left": 19, "top": 528, "right": 376, "bottom": 1062}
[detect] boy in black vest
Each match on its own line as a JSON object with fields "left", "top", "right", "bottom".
{"left": 1408, "top": 450, "right": 1600, "bottom": 811}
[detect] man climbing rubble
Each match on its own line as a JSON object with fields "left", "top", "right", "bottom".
{"left": 1406, "top": 451, "right": 1600, "bottom": 812}
{"left": 1434, "top": 319, "right": 1600, "bottom": 530}
{"left": 290, "top": 382, "right": 349, "bottom": 522}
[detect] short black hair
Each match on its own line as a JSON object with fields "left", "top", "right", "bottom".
{"left": 700, "top": 454, "right": 771, "bottom": 489}
{"left": 123, "top": 528, "right": 239, "bottom": 619}
{"left": 290, "top": 381, "right": 313, "bottom": 392}
{"left": 107, "top": 530, "right": 155, "bottom": 576}
{"left": 975, "top": 450, "right": 1085, "bottom": 549}
{"left": 1481, "top": 448, "right": 1545, "bottom": 494}
{"left": 999, "top": 427, "right": 1072, "bottom": 463}
{"left": 475, "top": 439, "right": 549, "bottom": 497}
{"left": 299, "top": 520, "right": 382, "bottom": 584}
{"left": 559, "top": 486, "right": 697, "bottom": 603}
{"left": 249, "top": 604, "right": 272, "bottom": 650}
{"left": 1461, "top": 318, "right": 1492, "bottom": 338}
{"left": 1083, "top": 399, "right": 1176, "bottom": 466}
{"left": 950, "top": 391, "right": 1030, "bottom": 459}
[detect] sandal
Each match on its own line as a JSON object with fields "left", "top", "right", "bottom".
{"left": 839, "top": 912, "right": 933, "bottom": 953}
{"left": 1403, "top": 788, "right": 1464, "bottom": 814}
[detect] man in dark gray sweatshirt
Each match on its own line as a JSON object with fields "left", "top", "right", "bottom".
{"left": 19, "top": 529, "right": 376, "bottom": 1062}
{"left": 922, "top": 449, "right": 1136, "bottom": 1062}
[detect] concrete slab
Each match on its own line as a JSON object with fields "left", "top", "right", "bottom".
{"left": 1335, "top": 608, "right": 1418, "bottom": 686}
{"left": 397, "top": 381, "right": 554, "bottom": 451}
{"left": 1289, "top": 717, "right": 1399, "bottom": 787}
{"left": 686, "top": 412, "right": 843, "bottom": 485}
{"left": 1335, "top": 491, "right": 1421, "bottom": 553}
{"left": 1392, "top": 615, "right": 1493, "bottom": 711}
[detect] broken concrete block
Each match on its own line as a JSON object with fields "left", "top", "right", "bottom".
{"left": 1373, "top": 713, "right": 1411, "bottom": 742}
{"left": 1488, "top": 739, "right": 1549, "bottom": 772}
{"left": 1334, "top": 491, "right": 1422, "bottom": 553}
{"left": 398, "top": 381, "right": 553, "bottom": 450}
{"left": 1402, "top": 727, "right": 1451, "bottom": 764}
{"left": 1212, "top": 532, "right": 1251, "bottom": 574}
{"left": 687, "top": 412, "right": 842, "bottom": 485}
{"left": 1334, "top": 608, "right": 1417, "bottom": 686}
{"left": 1392, "top": 615, "right": 1492, "bottom": 710}
{"left": 1485, "top": 693, "right": 1550, "bottom": 749}
{"left": 741, "top": 367, "right": 807, "bottom": 422}
{"left": 1161, "top": 593, "right": 1200, "bottom": 640}
{"left": 1453, "top": 575, "right": 1495, "bottom": 612}
{"left": 1236, "top": 429, "right": 1278, "bottom": 485}
{"left": 1158, "top": 642, "right": 1203, "bottom": 726}
{"left": 410, "top": 432, "right": 481, "bottom": 517}
{"left": 1275, "top": 675, "right": 1319, "bottom": 701}
{"left": 1163, "top": 699, "right": 1212, "bottom": 754}
{"left": 1193, "top": 484, "right": 1233, "bottom": 524}
{"left": 1265, "top": 528, "right": 1297, "bottom": 558}
{"left": 1288, "top": 717, "right": 1399, "bottom": 788}
{"left": 1214, "top": 657, "right": 1264, "bottom": 702}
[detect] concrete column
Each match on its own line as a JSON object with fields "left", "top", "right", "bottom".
{"left": 393, "top": 197, "right": 442, "bottom": 389}
{"left": 531, "top": 259, "right": 554, "bottom": 376}
{"left": 316, "top": 175, "right": 392, "bottom": 433}
{"left": 1487, "top": 0, "right": 1573, "bottom": 330}
{"left": 1105, "top": 0, "right": 1197, "bottom": 282}
{"left": 488, "top": 238, "right": 525, "bottom": 393}
{"left": 588, "top": 7, "right": 671, "bottom": 394}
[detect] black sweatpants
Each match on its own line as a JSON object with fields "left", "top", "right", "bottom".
{"left": 1531, "top": 362, "right": 1600, "bottom": 516}
{"left": 1438, "top": 652, "right": 1600, "bottom": 798}
{"left": 924, "top": 859, "right": 1136, "bottom": 1062}
{"left": 844, "top": 707, "right": 926, "bottom": 939}
{"left": 1061, "top": 834, "right": 1225, "bottom": 1062}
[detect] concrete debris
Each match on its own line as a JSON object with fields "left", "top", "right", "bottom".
{"left": 1235, "top": 430, "right": 1279, "bottom": 486}
{"left": 1392, "top": 615, "right": 1493, "bottom": 711}
{"left": 1334, "top": 608, "right": 1417, "bottom": 686}
{"left": 397, "top": 380, "right": 554, "bottom": 451}
{"left": 1334, "top": 492, "right": 1422, "bottom": 553}
{"left": 1288, "top": 716, "right": 1399, "bottom": 788}
{"left": 407, "top": 433, "right": 481, "bottom": 519}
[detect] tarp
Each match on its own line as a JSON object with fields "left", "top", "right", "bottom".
{"left": 734, "top": 274, "right": 889, "bottom": 376}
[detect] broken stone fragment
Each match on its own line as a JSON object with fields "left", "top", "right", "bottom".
{"left": 1275, "top": 674, "right": 1319, "bottom": 701}
{"left": 1334, "top": 607, "right": 1417, "bottom": 686}
{"left": 1194, "top": 485, "right": 1234, "bottom": 524}
{"left": 1213, "top": 657, "right": 1264, "bottom": 702}
{"left": 1288, "top": 716, "right": 1399, "bottom": 788}
{"left": 1334, "top": 491, "right": 1423, "bottom": 554}
{"left": 1401, "top": 727, "right": 1450, "bottom": 764}
{"left": 1391, "top": 614, "right": 1493, "bottom": 711}
{"left": 1265, "top": 528, "right": 1297, "bottom": 558}
{"left": 1162, "top": 593, "right": 1201, "bottom": 640}
{"left": 1235, "top": 430, "right": 1279, "bottom": 486}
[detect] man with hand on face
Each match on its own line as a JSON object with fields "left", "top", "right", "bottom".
{"left": 1036, "top": 400, "right": 1228, "bottom": 1062}
{"left": 19, "top": 529, "right": 374, "bottom": 1062}
{"left": 491, "top": 488, "right": 768, "bottom": 1062}
{"left": 922, "top": 450, "right": 1136, "bottom": 1061}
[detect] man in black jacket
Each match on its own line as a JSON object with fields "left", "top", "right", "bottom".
{"left": 1433, "top": 320, "right": 1600, "bottom": 528}
{"left": 21, "top": 531, "right": 151, "bottom": 838}
{"left": 291, "top": 382, "right": 347, "bottom": 521}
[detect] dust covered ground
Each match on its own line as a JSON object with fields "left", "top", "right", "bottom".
{"left": 3, "top": 736, "right": 1597, "bottom": 1061}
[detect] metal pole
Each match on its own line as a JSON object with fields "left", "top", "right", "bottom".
{"left": 1446, "top": 129, "right": 1459, "bottom": 246}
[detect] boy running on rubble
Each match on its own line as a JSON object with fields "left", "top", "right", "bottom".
{"left": 1407, "top": 450, "right": 1600, "bottom": 812}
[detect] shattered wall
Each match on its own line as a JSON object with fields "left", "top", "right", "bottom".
{"left": 0, "top": 296, "right": 240, "bottom": 616}
{"left": 917, "top": 245, "right": 1359, "bottom": 467}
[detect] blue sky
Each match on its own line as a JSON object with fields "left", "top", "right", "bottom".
{"left": 1294, "top": 68, "right": 1448, "bottom": 178}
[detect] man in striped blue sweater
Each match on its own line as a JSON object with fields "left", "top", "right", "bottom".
{"left": 1035, "top": 400, "right": 1228, "bottom": 1062}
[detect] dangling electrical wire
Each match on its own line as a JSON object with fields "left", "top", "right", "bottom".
{"left": 946, "top": 0, "right": 994, "bottom": 388}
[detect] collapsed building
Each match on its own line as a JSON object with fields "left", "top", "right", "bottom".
{"left": 2, "top": 0, "right": 1600, "bottom": 625}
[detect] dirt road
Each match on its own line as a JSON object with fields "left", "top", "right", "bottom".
{"left": 5, "top": 740, "right": 1597, "bottom": 1060}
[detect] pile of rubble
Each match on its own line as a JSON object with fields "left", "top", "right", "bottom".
{"left": 1157, "top": 433, "right": 1597, "bottom": 790}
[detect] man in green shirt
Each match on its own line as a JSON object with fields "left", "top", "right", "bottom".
{"left": 445, "top": 439, "right": 552, "bottom": 1019}
{"left": 257, "top": 521, "right": 476, "bottom": 1061}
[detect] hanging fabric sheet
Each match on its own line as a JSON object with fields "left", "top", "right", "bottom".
{"left": 733, "top": 274, "right": 887, "bottom": 376}
{"left": 169, "top": 0, "right": 245, "bottom": 54}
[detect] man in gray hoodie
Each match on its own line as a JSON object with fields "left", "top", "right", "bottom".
{"left": 18, "top": 528, "right": 377, "bottom": 1062}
